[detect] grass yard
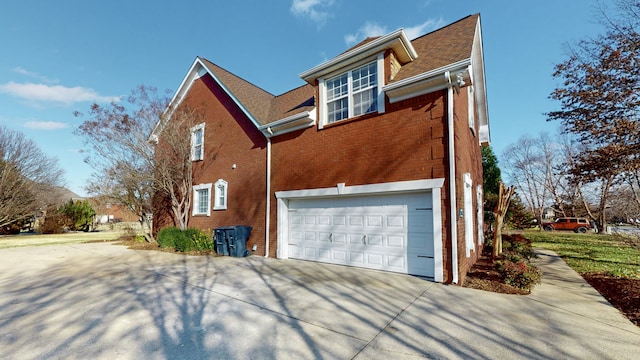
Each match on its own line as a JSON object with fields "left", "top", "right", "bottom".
{"left": 0, "top": 231, "right": 125, "bottom": 249}
{"left": 525, "top": 231, "right": 640, "bottom": 279}
{"left": 525, "top": 230, "right": 640, "bottom": 326}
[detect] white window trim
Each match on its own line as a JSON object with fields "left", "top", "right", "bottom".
{"left": 476, "top": 184, "right": 484, "bottom": 245}
{"left": 214, "top": 179, "right": 228, "bottom": 210}
{"left": 318, "top": 53, "right": 385, "bottom": 129}
{"left": 463, "top": 173, "right": 474, "bottom": 257}
{"left": 193, "top": 183, "right": 212, "bottom": 216}
{"left": 191, "top": 123, "right": 205, "bottom": 161}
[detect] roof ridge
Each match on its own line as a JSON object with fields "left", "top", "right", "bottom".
{"left": 411, "top": 13, "right": 478, "bottom": 41}
{"left": 198, "top": 57, "right": 275, "bottom": 97}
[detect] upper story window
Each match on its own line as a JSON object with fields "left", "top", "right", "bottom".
{"left": 320, "top": 56, "right": 384, "bottom": 127}
{"left": 191, "top": 123, "right": 205, "bottom": 161}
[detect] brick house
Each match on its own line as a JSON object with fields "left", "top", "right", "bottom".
{"left": 155, "top": 14, "right": 489, "bottom": 284}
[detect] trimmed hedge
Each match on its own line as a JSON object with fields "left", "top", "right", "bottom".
{"left": 157, "top": 227, "right": 213, "bottom": 252}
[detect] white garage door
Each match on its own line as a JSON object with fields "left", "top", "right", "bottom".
{"left": 287, "top": 192, "right": 434, "bottom": 278}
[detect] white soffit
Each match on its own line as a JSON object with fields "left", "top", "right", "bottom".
{"left": 299, "top": 29, "right": 418, "bottom": 84}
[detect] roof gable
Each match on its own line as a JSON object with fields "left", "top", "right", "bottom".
{"left": 164, "top": 14, "right": 487, "bottom": 141}
{"left": 392, "top": 14, "right": 479, "bottom": 83}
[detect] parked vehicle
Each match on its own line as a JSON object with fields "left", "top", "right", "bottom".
{"left": 542, "top": 217, "right": 591, "bottom": 233}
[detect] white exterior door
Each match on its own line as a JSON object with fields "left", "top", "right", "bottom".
{"left": 287, "top": 192, "right": 435, "bottom": 278}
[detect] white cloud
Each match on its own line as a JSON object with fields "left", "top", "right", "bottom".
{"left": 290, "top": 0, "right": 335, "bottom": 27}
{"left": 24, "top": 121, "right": 69, "bottom": 130}
{"left": 0, "top": 82, "right": 119, "bottom": 105}
{"left": 345, "top": 22, "right": 388, "bottom": 46}
{"left": 344, "top": 18, "right": 447, "bottom": 47}
{"left": 404, "top": 18, "right": 446, "bottom": 40}
{"left": 12, "top": 67, "right": 58, "bottom": 84}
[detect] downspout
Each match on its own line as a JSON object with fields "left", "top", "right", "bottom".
{"left": 265, "top": 131, "right": 272, "bottom": 258}
{"left": 446, "top": 71, "right": 459, "bottom": 284}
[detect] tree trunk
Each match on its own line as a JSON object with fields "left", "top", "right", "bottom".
{"left": 493, "top": 182, "right": 515, "bottom": 260}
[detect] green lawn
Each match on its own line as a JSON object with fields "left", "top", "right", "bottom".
{"left": 0, "top": 231, "right": 125, "bottom": 249}
{"left": 526, "top": 231, "right": 640, "bottom": 279}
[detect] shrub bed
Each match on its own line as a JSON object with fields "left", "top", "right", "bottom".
{"left": 157, "top": 227, "right": 213, "bottom": 252}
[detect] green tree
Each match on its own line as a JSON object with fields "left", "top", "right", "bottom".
{"left": 482, "top": 146, "right": 502, "bottom": 235}
{"left": 60, "top": 199, "right": 96, "bottom": 232}
{"left": 482, "top": 146, "right": 501, "bottom": 196}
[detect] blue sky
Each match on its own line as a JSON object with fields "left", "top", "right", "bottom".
{"left": 0, "top": 0, "right": 605, "bottom": 196}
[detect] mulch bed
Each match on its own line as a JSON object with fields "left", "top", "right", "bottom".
{"left": 462, "top": 248, "right": 530, "bottom": 295}
{"left": 462, "top": 235, "right": 640, "bottom": 327}
{"left": 583, "top": 273, "right": 640, "bottom": 327}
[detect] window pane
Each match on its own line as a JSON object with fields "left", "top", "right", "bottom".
{"left": 352, "top": 62, "right": 376, "bottom": 92}
{"left": 198, "top": 189, "right": 208, "bottom": 214}
{"left": 326, "top": 74, "right": 348, "bottom": 101}
{"left": 218, "top": 184, "right": 225, "bottom": 207}
{"left": 327, "top": 97, "right": 349, "bottom": 123}
{"left": 353, "top": 87, "right": 377, "bottom": 116}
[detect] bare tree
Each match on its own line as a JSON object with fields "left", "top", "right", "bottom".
{"left": 503, "top": 134, "right": 562, "bottom": 227}
{"left": 548, "top": 0, "right": 640, "bottom": 231}
{"left": 75, "top": 86, "right": 202, "bottom": 241}
{"left": 0, "top": 126, "right": 64, "bottom": 229}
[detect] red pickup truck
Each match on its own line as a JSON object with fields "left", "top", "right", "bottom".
{"left": 542, "top": 217, "right": 591, "bottom": 233}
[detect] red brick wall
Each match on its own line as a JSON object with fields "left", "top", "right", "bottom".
{"left": 269, "top": 90, "right": 452, "bottom": 263}
{"left": 451, "top": 86, "right": 484, "bottom": 284}
{"left": 165, "top": 75, "right": 268, "bottom": 254}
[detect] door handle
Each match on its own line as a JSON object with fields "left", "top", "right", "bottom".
{"left": 362, "top": 235, "right": 367, "bottom": 244}
{"left": 329, "top": 233, "right": 333, "bottom": 242}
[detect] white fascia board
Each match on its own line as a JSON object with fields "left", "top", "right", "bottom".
{"left": 471, "top": 17, "right": 490, "bottom": 145}
{"left": 149, "top": 57, "right": 203, "bottom": 140}
{"left": 197, "top": 60, "right": 264, "bottom": 130}
{"left": 155, "top": 57, "right": 265, "bottom": 139}
{"left": 275, "top": 178, "right": 445, "bottom": 200}
{"left": 259, "top": 110, "right": 317, "bottom": 138}
{"left": 383, "top": 59, "right": 471, "bottom": 103}
{"left": 299, "top": 29, "right": 417, "bottom": 83}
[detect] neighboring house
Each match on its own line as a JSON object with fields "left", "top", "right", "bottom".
{"left": 154, "top": 14, "right": 489, "bottom": 284}
{"left": 89, "top": 197, "right": 139, "bottom": 224}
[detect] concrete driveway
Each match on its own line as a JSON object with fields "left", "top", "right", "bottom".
{"left": 0, "top": 243, "right": 638, "bottom": 359}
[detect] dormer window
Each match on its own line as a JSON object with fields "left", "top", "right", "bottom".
{"left": 325, "top": 61, "right": 378, "bottom": 123}
{"left": 319, "top": 55, "right": 384, "bottom": 127}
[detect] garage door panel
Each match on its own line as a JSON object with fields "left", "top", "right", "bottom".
{"left": 288, "top": 192, "right": 434, "bottom": 278}
{"left": 387, "top": 235, "right": 405, "bottom": 248}
{"left": 367, "top": 234, "right": 383, "bottom": 246}
{"left": 333, "top": 250, "right": 347, "bottom": 261}
{"left": 349, "top": 215, "right": 364, "bottom": 226}
{"left": 386, "top": 215, "right": 404, "bottom": 228}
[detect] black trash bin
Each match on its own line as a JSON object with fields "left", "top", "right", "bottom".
{"left": 227, "top": 226, "right": 252, "bottom": 257}
{"left": 213, "top": 227, "right": 232, "bottom": 256}
{"left": 214, "top": 226, "right": 252, "bottom": 257}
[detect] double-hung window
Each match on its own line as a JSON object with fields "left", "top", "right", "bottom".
{"left": 324, "top": 60, "right": 379, "bottom": 124}
{"left": 191, "top": 123, "right": 205, "bottom": 161}
{"left": 193, "top": 183, "right": 212, "bottom": 216}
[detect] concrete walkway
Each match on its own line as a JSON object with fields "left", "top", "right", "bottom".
{"left": 0, "top": 243, "right": 638, "bottom": 359}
